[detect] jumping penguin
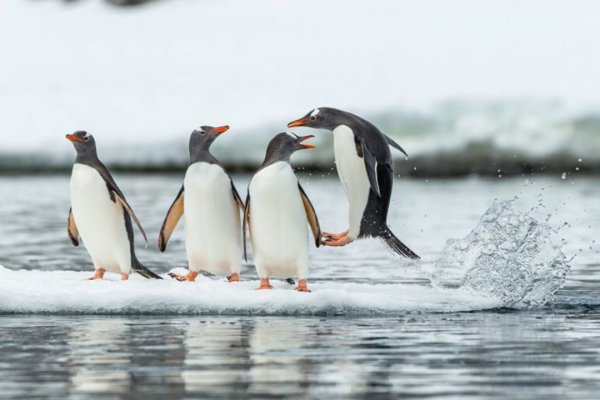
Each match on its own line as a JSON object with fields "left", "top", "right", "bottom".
{"left": 288, "top": 108, "right": 420, "bottom": 259}
{"left": 159, "top": 125, "right": 244, "bottom": 282}
{"left": 66, "top": 131, "right": 162, "bottom": 280}
{"left": 244, "top": 132, "right": 321, "bottom": 292}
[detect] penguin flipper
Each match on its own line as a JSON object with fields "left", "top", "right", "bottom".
{"left": 298, "top": 184, "right": 321, "bottom": 248}
{"left": 67, "top": 208, "right": 79, "bottom": 247}
{"left": 384, "top": 135, "right": 408, "bottom": 157}
{"left": 242, "top": 192, "right": 251, "bottom": 262}
{"left": 111, "top": 191, "right": 148, "bottom": 244}
{"left": 158, "top": 186, "right": 184, "bottom": 252}
{"left": 230, "top": 180, "right": 244, "bottom": 214}
{"left": 360, "top": 142, "right": 381, "bottom": 197}
{"left": 132, "top": 259, "right": 163, "bottom": 279}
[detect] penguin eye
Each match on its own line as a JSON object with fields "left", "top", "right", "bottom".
{"left": 310, "top": 115, "right": 317, "bottom": 121}
{"left": 83, "top": 136, "right": 90, "bottom": 142}
{"left": 200, "top": 131, "right": 206, "bottom": 135}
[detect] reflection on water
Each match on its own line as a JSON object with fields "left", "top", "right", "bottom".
{"left": 1, "top": 314, "right": 600, "bottom": 399}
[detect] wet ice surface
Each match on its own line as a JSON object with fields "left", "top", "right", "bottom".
{"left": 0, "top": 174, "right": 599, "bottom": 399}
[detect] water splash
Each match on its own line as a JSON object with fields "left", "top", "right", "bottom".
{"left": 433, "top": 200, "right": 571, "bottom": 308}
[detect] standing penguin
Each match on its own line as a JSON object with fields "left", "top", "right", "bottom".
{"left": 159, "top": 125, "right": 244, "bottom": 282}
{"left": 244, "top": 132, "right": 321, "bottom": 292}
{"left": 66, "top": 131, "right": 162, "bottom": 280}
{"left": 288, "top": 108, "right": 420, "bottom": 259}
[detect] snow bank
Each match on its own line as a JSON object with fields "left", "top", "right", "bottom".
{"left": 0, "top": 267, "right": 500, "bottom": 315}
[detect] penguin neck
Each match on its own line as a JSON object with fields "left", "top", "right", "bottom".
{"left": 190, "top": 148, "right": 217, "bottom": 165}
{"left": 74, "top": 151, "right": 100, "bottom": 167}
{"left": 260, "top": 150, "right": 292, "bottom": 169}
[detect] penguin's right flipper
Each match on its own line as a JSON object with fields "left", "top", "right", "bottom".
{"left": 132, "top": 259, "right": 163, "bottom": 279}
{"left": 242, "top": 193, "right": 251, "bottom": 262}
{"left": 298, "top": 184, "right": 322, "bottom": 248}
{"left": 158, "top": 186, "right": 185, "bottom": 252}
{"left": 67, "top": 208, "right": 79, "bottom": 247}
{"left": 230, "top": 180, "right": 245, "bottom": 214}
{"left": 384, "top": 135, "right": 408, "bottom": 157}
{"left": 360, "top": 142, "right": 381, "bottom": 197}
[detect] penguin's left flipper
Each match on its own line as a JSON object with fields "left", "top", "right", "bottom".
{"left": 242, "top": 193, "right": 251, "bottom": 262}
{"left": 67, "top": 208, "right": 79, "bottom": 247}
{"left": 298, "top": 184, "right": 321, "bottom": 248}
{"left": 360, "top": 142, "right": 381, "bottom": 197}
{"left": 384, "top": 134, "right": 408, "bottom": 157}
{"left": 158, "top": 186, "right": 185, "bottom": 252}
{"left": 96, "top": 162, "right": 149, "bottom": 244}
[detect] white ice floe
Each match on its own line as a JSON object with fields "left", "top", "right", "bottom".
{"left": 0, "top": 266, "right": 501, "bottom": 315}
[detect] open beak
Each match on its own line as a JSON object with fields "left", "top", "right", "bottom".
{"left": 299, "top": 135, "right": 316, "bottom": 149}
{"left": 208, "top": 125, "right": 229, "bottom": 135}
{"left": 287, "top": 118, "right": 310, "bottom": 128}
{"left": 66, "top": 134, "right": 82, "bottom": 142}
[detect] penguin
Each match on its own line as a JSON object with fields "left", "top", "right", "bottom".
{"left": 244, "top": 132, "right": 321, "bottom": 292}
{"left": 158, "top": 125, "right": 244, "bottom": 282}
{"left": 66, "top": 131, "right": 162, "bottom": 280}
{"left": 288, "top": 108, "right": 420, "bottom": 259}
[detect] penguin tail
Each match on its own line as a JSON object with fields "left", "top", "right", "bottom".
{"left": 132, "top": 259, "right": 163, "bottom": 279}
{"left": 380, "top": 226, "right": 420, "bottom": 260}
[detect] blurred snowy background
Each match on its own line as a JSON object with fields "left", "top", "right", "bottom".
{"left": 1, "top": 0, "right": 599, "bottom": 175}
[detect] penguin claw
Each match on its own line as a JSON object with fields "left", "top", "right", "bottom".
{"left": 322, "top": 235, "right": 354, "bottom": 247}
{"left": 169, "top": 271, "right": 198, "bottom": 282}
{"left": 322, "top": 230, "right": 350, "bottom": 241}
{"left": 227, "top": 273, "right": 240, "bottom": 283}
{"left": 295, "top": 279, "right": 311, "bottom": 292}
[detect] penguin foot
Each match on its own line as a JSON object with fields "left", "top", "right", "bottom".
{"left": 322, "top": 235, "right": 354, "bottom": 247}
{"left": 256, "top": 278, "right": 273, "bottom": 290}
{"left": 88, "top": 268, "right": 105, "bottom": 280}
{"left": 322, "top": 230, "right": 350, "bottom": 241}
{"left": 120, "top": 273, "right": 129, "bottom": 281}
{"left": 295, "top": 279, "right": 311, "bottom": 292}
{"left": 168, "top": 271, "right": 198, "bottom": 282}
{"left": 227, "top": 273, "right": 240, "bottom": 283}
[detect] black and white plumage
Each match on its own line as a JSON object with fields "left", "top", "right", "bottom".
{"left": 288, "top": 108, "right": 419, "bottom": 259}
{"left": 243, "top": 132, "right": 321, "bottom": 291}
{"left": 66, "top": 131, "right": 162, "bottom": 279}
{"left": 158, "top": 125, "right": 244, "bottom": 282}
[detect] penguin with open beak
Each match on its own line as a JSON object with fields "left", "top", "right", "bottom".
{"left": 66, "top": 131, "right": 162, "bottom": 280}
{"left": 288, "top": 108, "right": 420, "bottom": 259}
{"left": 159, "top": 125, "right": 244, "bottom": 282}
{"left": 244, "top": 132, "right": 321, "bottom": 292}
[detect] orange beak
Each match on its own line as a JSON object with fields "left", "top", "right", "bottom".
{"left": 299, "top": 135, "right": 316, "bottom": 149}
{"left": 66, "top": 134, "right": 82, "bottom": 142}
{"left": 208, "top": 125, "right": 230, "bottom": 134}
{"left": 287, "top": 118, "right": 310, "bottom": 128}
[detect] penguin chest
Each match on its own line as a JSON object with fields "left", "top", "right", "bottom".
{"left": 183, "top": 162, "right": 241, "bottom": 274}
{"left": 69, "top": 164, "right": 131, "bottom": 272}
{"left": 249, "top": 162, "right": 309, "bottom": 278}
{"left": 333, "top": 125, "right": 370, "bottom": 238}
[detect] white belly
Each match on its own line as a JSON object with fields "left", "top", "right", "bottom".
{"left": 333, "top": 125, "right": 370, "bottom": 239}
{"left": 70, "top": 164, "right": 132, "bottom": 273}
{"left": 249, "top": 162, "right": 309, "bottom": 279}
{"left": 183, "top": 162, "right": 241, "bottom": 276}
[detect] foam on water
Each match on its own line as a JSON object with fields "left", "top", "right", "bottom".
{"left": 433, "top": 201, "right": 571, "bottom": 308}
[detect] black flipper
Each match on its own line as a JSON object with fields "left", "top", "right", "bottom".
{"left": 242, "top": 192, "right": 251, "bottom": 262}
{"left": 286, "top": 278, "right": 296, "bottom": 285}
{"left": 298, "top": 184, "right": 321, "bottom": 248}
{"left": 231, "top": 180, "right": 244, "bottom": 212}
{"left": 132, "top": 258, "right": 163, "bottom": 279}
{"left": 361, "top": 142, "right": 381, "bottom": 197}
{"left": 67, "top": 208, "right": 79, "bottom": 247}
{"left": 384, "top": 135, "right": 408, "bottom": 157}
{"left": 158, "top": 186, "right": 184, "bottom": 252}
{"left": 380, "top": 226, "right": 420, "bottom": 259}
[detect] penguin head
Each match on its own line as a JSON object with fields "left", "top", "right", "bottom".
{"left": 66, "top": 131, "right": 97, "bottom": 156}
{"left": 263, "top": 132, "right": 315, "bottom": 164}
{"left": 287, "top": 107, "right": 342, "bottom": 130}
{"left": 189, "top": 125, "right": 229, "bottom": 154}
